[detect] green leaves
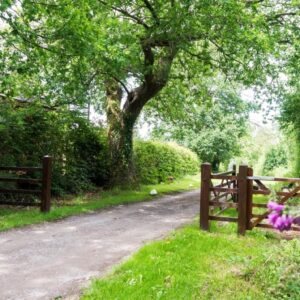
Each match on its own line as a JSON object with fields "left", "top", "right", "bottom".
{"left": 148, "top": 81, "right": 252, "bottom": 170}
{"left": 1, "top": 0, "right": 299, "bottom": 180}
{"left": 0, "top": 0, "right": 12, "bottom": 12}
{"left": 1, "top": 0, "right": 295, "bottom": 108}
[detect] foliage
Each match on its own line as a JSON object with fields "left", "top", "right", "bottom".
{"left": 280, "top": 90, "right": 300, "bottom": 176}
{"left": 0, "top": 1, "right": 286, "bottom": 101}
{"left": 0, "top": 102, "right": 109, "bottom": 195}
{"left": 149, "top": 87, "right": 251, "bottom": 171}
{"left": 277, "top": 8, "right": 300, "bottom": 177}
{"left": 0, "top": 174, "right": 200, "bottom": 231}
{"left": 133, "top": 141, "right": 199, "bottom": 184}
{"left": 295, "top": 140, "right": 300, "bottom": 176}
{"left": 1, "top": 1, "right": 298, "bottom": 184}
{"left": 0, "top": 99, "right": 198, "bottom": 194}
{"left": 263, "top": 145, "right": 288, "bottom": 175}
{"left": 234, "top": 124, "right": 296, "bottom": 178}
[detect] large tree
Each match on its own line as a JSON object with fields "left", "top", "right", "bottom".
{"left": 0, "top": 0, "right": 298, "bottom": 185}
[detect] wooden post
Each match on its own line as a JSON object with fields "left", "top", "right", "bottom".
{"left": 41, "top": 156, "right": 52, "bottom": 212}
{"left": 237, "top": 165, "right": 248, "bottom": 235}
{"left": 232, "top": 164, "right": 237, "bottom": 203}
{"left": 246, "top": 167, "right": 253, "bottom": 230}
{"left": 200, "top": 163, "right": 211, "bottom": 231}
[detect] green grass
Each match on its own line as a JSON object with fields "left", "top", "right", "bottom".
{"left": 82, "top": 220, "right": 282, "bottom": 300}
{"left": 0, "top": 174, "right": 200, "bottom": 232}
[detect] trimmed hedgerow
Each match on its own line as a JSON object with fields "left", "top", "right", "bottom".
{"left": 133, "top": 140, "right": 199, "bottom": 184}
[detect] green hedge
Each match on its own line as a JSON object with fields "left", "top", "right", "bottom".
{"left": 0, "top": 101, "right": 198, "bottom": 193}
{"left": 0, "top": 103, "right": 109, "bottom": 195}
{"left": 133, "top": 141, "right": 199, "bottom": 184}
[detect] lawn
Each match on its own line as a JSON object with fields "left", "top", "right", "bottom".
{"left": 82, "top": 221, "right": 300, "bottom": 300}
{"left": 0, "top": 174, "right": 200, "bottom": 231}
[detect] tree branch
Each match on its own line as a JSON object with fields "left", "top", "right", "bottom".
{"left": 142, "top": 0, "right": 159, "bottom": 25}
{"left": 0, "top": 93, "right": 59, "bottom": 110}
{"left": 98, "top": 1, "right": 150, "bottom": 29}
{"left": 112, "top": 76, "right": 130, "bottom": 95}
{"left": 123, "top": 43, "right": 177, "bottom": 118}
{"left": 245, "top": 0, "right": 265, "bottom": 6}
{"left": 0, "top": 14, "right": 57, "bottom": 53}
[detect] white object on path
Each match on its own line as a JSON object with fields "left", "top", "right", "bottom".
{"left": 150, "top": 189, "right": 158, "bottom": 195}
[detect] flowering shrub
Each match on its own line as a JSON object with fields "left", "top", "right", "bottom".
{"left": 268, "top": 201, "right": 300, "bottom": 231}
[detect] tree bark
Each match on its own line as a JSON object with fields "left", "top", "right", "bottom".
{"left": 106, "top": 81, "right": 135, "bottom": 186}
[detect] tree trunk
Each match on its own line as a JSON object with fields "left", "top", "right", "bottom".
{"left": 107, "top": 113, "right": 137, "bottom": 187}
{"left": 106, "top": 82, "right": 138, "bottom": 187}
{"left": 105, "top": 45, "right": 178, "bottom": 186}
{"left": 212, "top": 159, "right": 220, "bottom": 172}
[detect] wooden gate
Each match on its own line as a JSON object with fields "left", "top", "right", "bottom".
{"left": 0, "top": 156, "right": 52, "bottom": 212}
{"left": 249, "top": 174, "right": 300, "bottom": 231}
{"left": 200, "top": 163, "right": 300, "bottom": 235}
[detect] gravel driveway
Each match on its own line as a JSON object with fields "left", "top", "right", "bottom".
{"left": 0, "top": 190, "right": 199, "bottom": 300}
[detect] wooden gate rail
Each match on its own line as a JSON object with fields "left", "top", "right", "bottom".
{"left": 0, "top": 156, "right": 52, "bottom": 212}
{"left": 200, "top": 163, "right": 300, "bottom": 235}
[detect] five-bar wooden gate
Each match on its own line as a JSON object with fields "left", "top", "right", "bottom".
{"left": 200, "top": 163, "right": 300, "bottom": 235}
{"left": 0, "top": 156, "right": 52, "bottom": 212}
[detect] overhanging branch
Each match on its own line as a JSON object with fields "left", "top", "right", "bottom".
{"left": 142, "top": 0, "right": 159, "bottom": 25}
{"left": 98, "top": 1, "right": 150, "bottom": 29}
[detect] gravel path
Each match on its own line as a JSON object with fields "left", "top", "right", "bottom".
{"left": 0, "top": 190, "right": 199, "bottom": 300}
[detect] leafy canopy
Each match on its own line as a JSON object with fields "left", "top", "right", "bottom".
{"left": 0, "top": 0, "right": 293, "bottom": 109}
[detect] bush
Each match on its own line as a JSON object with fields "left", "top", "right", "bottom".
{"left": 52, "top": 118, "right": 110, "bottom": 195}
{"left": 0, "top": 103, "right": 109, "bottom": 195}
{"left": 263, "top": 145, "right": 288, "bottom": 175}
{"left": 0, "top": 102, "right": 198, "bottom": 193}
{"left": 133, "top": 140, "right": 199, "bottom": 184}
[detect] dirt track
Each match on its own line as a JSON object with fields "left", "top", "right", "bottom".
{"left": 0, "top": 190, "right": 199, "bottom": 300}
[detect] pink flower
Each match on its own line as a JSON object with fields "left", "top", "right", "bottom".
{"left": 268, "top": 212, "right": 279, "bottom": 225}
{"left": 274, "top": 216, "right": 285, "bottom": 231}
{"left": 283, "top": 215, "right": 294, "bottom": 230}
{"left": 267, "top": 201, "right": 284, "bottom": 213}
{"left": 273, "top": 215, "right": 294, "bottom": 231}
{"left": 267, "top": 201, "right": 298, "bottom": 231}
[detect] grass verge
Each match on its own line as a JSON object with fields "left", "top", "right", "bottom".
{"left": 0, "top": 174, "right": 199, "bottom": 232}
{"left": 82, "top": 221, "right": 300, "bottom": 300}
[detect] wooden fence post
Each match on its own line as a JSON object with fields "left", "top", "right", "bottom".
{"left": 237, "top": 165, "right": 248, "bottom": 235}
{"left": 232, "top": 164, "right": 237, "bottom": 203}
{"left": 41, "top": 156, "right": 52, "bottom": 212}
{"left": 200, "top": 163, "right": 211, "bottom": 231}
{"left": 246, "top": 167, "right": 253, "bottom": 230}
